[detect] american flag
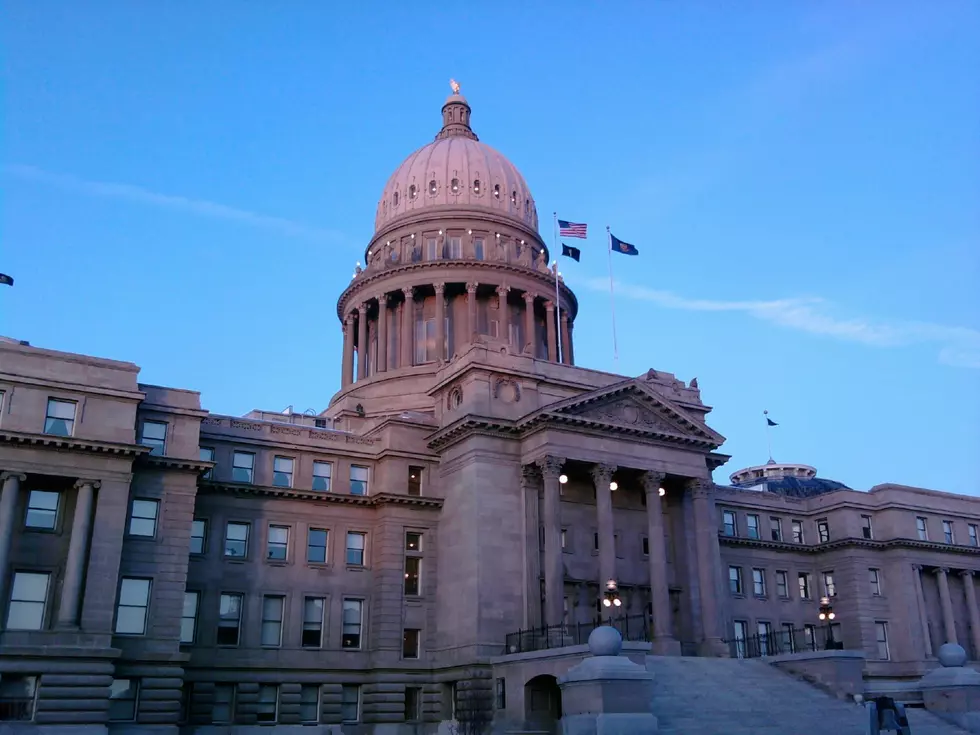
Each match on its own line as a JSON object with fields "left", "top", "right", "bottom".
{"left": 558, "top": 219, "right": 587, "bottom": 239}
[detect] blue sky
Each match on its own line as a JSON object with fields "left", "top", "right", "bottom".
{"left": 2, "top": 2, "right": 978, "bottom": 494}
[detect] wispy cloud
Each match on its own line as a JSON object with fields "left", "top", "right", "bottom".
{"left": 579, "top": 277, "right": 980, "bottom": 369}
{"left": 3, "top": 164, "right": 346, "bottom": 243}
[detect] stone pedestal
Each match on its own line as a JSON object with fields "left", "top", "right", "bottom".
{"left": 558, "top": 626, "right": 657, "bottom": 734}
{"left": 918, "top": 643, "right": 980, "bottom": 733}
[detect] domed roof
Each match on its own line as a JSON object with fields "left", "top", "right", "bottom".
{"left": 373, "top": 86, "right": 538, "bottom": 236}
{"left": 729, "top": 461, "right": 851, "bottom": 498}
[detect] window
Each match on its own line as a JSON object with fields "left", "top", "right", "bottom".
{"left": 450, "top": 177, "right": 460, "bottom": 193}
{"left": 312, "top": 461, "right": 332, "bottom": 492}
{"left": 307, "top": 528, "right": 328, "bottom": 563}
{"left": 405, "top": 556, "right": 421, "bottom": 596}
{"left": 232, "top": 451, "right": 254, "bottom": 483}
{"left": 6, "top": 572, "right": 49, "bottom": 630}
{"left": 408, "top": 466, "right": 423, "bottom": 496}
{"left": 511, "top": 191, "right": 517, "bottom": 205}
{"left": 405, "top": 686, "right": 422, "bottom": 721}
{"left": 346, "top": 531, "right": 366, "bottom": 566}
{"left": 775, "top": 571, "right": 789, "bottom": 598}
{"left": 862, "top": 515, "right": 873, "bottom": 539}
{"left": 474, "top": 237, "right": 485, "bottom": 260}
{"left": 212, "top": 684, "right": 235, "bottom": 724}
{"left": 224, "top": 522, "right": 250, "bottom": 558}
{"left": 746, "top": 514, "right": 760, "bottom": 540}
{"left": 257, "top": 685, "right": 279, "bottom": 723}
{"left": 493, "top": 184, "right": 501, "bottom": 199}
{"left": 300, "top": 685, "right": 320, "bottom": 723}
{"left": 642, "top": 536, "right": 650, "bottom": 556}
{"left": 108, "top": 679, "right": 139, "bottom": 721}
{"left": 217, "top": 593, "right": 243, "bottom": 645}
{"left": 593, "top": 532, "right": 600, "bottom": 551}
{"left": 267, "top": 525, "right": 289, "bottom": 560}
{"left": 733, "top": 620, "right": 748, "bottom": 659}
{"left": 803, "top": 624, "right": 817, "bottom": 651}
{"left": 449, "top": 236, "right": 462, "bottom": 258}
{"left": 302, "top": 597, "right": 325, "bottom": 648}
{"left": 472, "top": 179, "right": 481, "bottom": 194}
{"left": 798, "top": 572, "right": 812, "bottom": 600}
{"left": 128, "top": 499, "right": 159, "bottom": 537}
{"left": 875, "top": 622, "right": 890, "bottom": 660}
{"left": 25, "top": 490, "right": 59, "bottom": 529}
{"left": 341, "top": 684, "right": 360, "bottom": 723}
{"left": 943, "top": 520, "right": 955, "bottom": 544}
{"left": 273, "top": 456, "right": 294, "bottom": 487}
{"left": 823, "top": 572, "right": 837, "bottom": 597}
{"left": 752, "top": 568, "right": 766, "bottom": 597}
{"left": 115, "top": 578, "right": 151, "bottom": 635}
{"left": 0, "top": 674, "right": 38, "bottom": 722}
{"left": 139, "top": 420, "right": 167, "bottom": 455}
{"left": 722, "top": 510, "right": 737, "bottom": 537}
{"left": 495, "top": 677, "right": 506, "bottom": 710}
{"left": 409, "top": 184, "right": 417, "bottom": 200}
{"left": 426, "top": 237, "right": 438, "bottom": 260}
{"left": 350, "top": 465, "right": 369, "bottom": 495}
{"left": 428, "top": 179, "right": 437, "bottom": 195}
{"left": 403, "top": 628, "right": 420, "bottom": 659}
{"left": 392, "top": 190, "right": 399, "bottom": 207}
{"left": 44, "top": 398, "right": 76, "bottom": 436}
{"left": 200, "top": 447, "right": 215, "bottom": 479}
{"left": 770, "top": 517, "right": 782, "bottom": 542}
{"left": 180, "top": 591, "right": 199, "bottom": 644}
{"left": 261, "top": 595, "right": 284, "bottom": 647}
{"left": 869, "top": 568, "right": 882, "bottom": 596}
{"left": 971, "top": 524, "right": 979, "bottom": 547}
{"left": 728, "top": 566, "right": 743, "bottom": 595}
{"left": 342, "top": 599, "right": 363, "bottom": 649}
{"left": 781, "top": 623, "right": 796, "bottom": 653}
{"left": 917, "top": 516, "right": 929, "bottom": 540}
{"left": 405, "top": 532, "right": 422, "bottom": 551}
{"left": 757, "top": 622, "right": 773, "bottom": 656}
{"left": 792, "top": 520, "right": 804, "bottom": 544}
{"left": 190, "top": 519, "right": 207, "bottom": 555}
{"left": 817, "top": 519, "right": 830, "bottom": 543}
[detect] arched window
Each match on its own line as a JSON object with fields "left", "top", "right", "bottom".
{"left": 429, "top": 180, "right": 437, "bottom": 196}
{"left": 451, "top": 178, "right": 460, "bottom": 194}
{"left": 511, "top": 191, "right": 517, "bottom": 206}
{"left": 493, "top": 184, "right": 501, "bottom": 199}
{"left": 473, "top": 179, "right": 481, "bottom": 194}
{"left": 409, "top": 184, "right": 417, "bottom": 200}
{"left": 393, "top": 190, "right": 399, "bottom": 207}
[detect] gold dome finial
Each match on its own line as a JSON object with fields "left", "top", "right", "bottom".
{"left": 449, "top": 78, "right": 460, "bottom": 95}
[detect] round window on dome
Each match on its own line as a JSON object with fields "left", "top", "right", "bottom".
{"left": 493, "top": 184, "right": 500, "bottom": 199}
{"left": 473, "top": 179, "right": 481, "bottom": 194}
{"left": 451, "top": 178, "right": 460, "bottom": 194}
{"left": 409, "top": 184, "right": 417, "bottom": 200}
{"left": 429, "top": 180, "right": 437, "bottom": 196}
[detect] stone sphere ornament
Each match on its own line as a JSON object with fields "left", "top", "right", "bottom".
{"left": 938, "top": 642, "right": 968, "bottom": 668}
{"left": 588, "top": 625, "right": 623, "bottom": 657}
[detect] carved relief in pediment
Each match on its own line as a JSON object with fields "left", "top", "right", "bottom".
{"left": 567, "top": 397, "right": 681, "bottom": 434}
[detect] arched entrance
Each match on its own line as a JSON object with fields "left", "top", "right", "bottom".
{"left": 524, "top": 674, "right": 562, "bottom": 733}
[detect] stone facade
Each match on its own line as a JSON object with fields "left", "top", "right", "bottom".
{"left": 0, "top": 88, "right": 976, "bottom": 733}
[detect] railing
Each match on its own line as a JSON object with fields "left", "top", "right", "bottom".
{"left": 504, "top": 614, "right": 650, "bottom": 654}
{"left": 723, "top": 625, "right": 843, "bottom": 659}
{"left": 0, "top": 697, "right": 34, "bottom": 721}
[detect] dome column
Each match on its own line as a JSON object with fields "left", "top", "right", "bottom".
{"left": 434, "top": 283, "right": 446, "bottom": 362}
{"left": 567, "top": 320, "right": 575, "bottom": 365}
{"left": 466, "top": 282, "right": 478, "bottom": 343}
{"left": 341, "top": 313, "right": 355, "bottom": 387}
{"left": 401, "top": 287, "right": 414, "bottom": 368}
{"left": 356, "top": 302, "right": 369, "bottom": 380}
{"left": 560, "top": 313, "right": 572, "bottom": 365}
{"left": 544, "top": 300, "right": 558, "bottom": 362}
{"left": 523, "top": 292, "right": 536, "bottom": 356}
{"left": 376, "top": 293, "right": 388, "bottom": 373}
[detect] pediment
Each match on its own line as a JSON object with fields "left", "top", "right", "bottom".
{"left": 560, "top": 394, "right": 683, "bottom": 434}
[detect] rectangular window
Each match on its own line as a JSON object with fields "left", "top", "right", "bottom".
{"left": 224, "top": 522, "right": 250, "bottom": 558}
{"left": 733, "top": 620, "right": 748, "bottom": 658}
{"left": 449, "top": 236, "right": 462, "bottom": 258}
{"left": 341, "top": 684, "right": 361, "bottom": 723}
{"left": 232, "top": 451, "right": 255, "bottom": 483}
{"left": 728, "top": 566, "right": 743, "bottom": 595}
{"left": 261, "top": 595, "right": 285, "bottom": 647}
{"left": 350, "top": 465, "right": 369, "bottom": 495}
{"left": 775, "top": 570, "right": 789, "bottom": 598}
{"left": 426, "top": 237, "right": 438, "bottom": 261}
{"left": 217, "top": 593, "right": 243, "bottom": 646}
{"left": 642, "top": 536, "right": 650, "bottom": 556}
{"left": 875, "top": 621, "right": 890, "bottom": 660}
{"left": 199, "top": 447, "right": 215, "bottom": 479}
{"left": 312, "top": 461, "right": 332, "bottom": 492}
{"left": 817, "top": 519, "right": 830, "bottom": 543}
{"left": 917, "top": 516, "right": 928, "bottom": 540}
{"left": 722, "top": 510, "right": 737, "bottom": 537}
{"left": 474, "top": 237, "right": 485, "bottom": 260}
{"left": 302, "top": 596, "right": 325, "bottom": 648}
{"left": 342, "top": 599, "right": 363, "bottom": 649}
{"left": 190, "top": 519, "right": 207, "bottom": 555}
{"left": 408, "top": 466, "right": 423, "bottom": 496}
{"left": 44, "top": 398, "right": 76, "bottom": 436}
{"left": 869, "top": 568, "right": 882, "bottom": 596}
{"left": 593, "top": 532, "right": 600, "bottom": 551}
{"left": 25, "top": 490, "right": 59, "bottom": 529}
{"left": 405, "top": 556, "right": 421, "bottom": 596}
{"left": 752, "top": 568, "right": 766, "bottom": 597}
{"left": 180, "top": 591, "right": 199, "bottom": 644}
{"left": 346, "top": 531, "right": 366, "bottom": 566}
{"left": 971, "top": 524, "right": 979, "bottom": 547}
{"left": 943, "top": 520, "right": 955, "bottom": 544}
{"left": 307, "top": 528, "right": 328, "bottom": 563}
{"left": 781, "top": 622, "right": 797, "bottom": 653}
{"left": 115, "top": 578, "right": 151, "bottom": 635}
{"left": 798, "top": 572, "right": 812, "bottom": 600}
{"left": 770, "top": 517, "right": 782, "bottom": 541}
{"left": 862, "top": 515, "right": 874, "bottom": 539}
{"left": 108, "top": 679, "right": 139, "bottom": 721}
{"left": 267, "top": 525, "right": 289, "bottom": 561}
{"left": 405, "top": 531, "right": 422, "bottom": 551}
{"left": 823, "top": 572, "right": 837, "bottom": 597}
{"left": 257, "top": 684, "right": 279, "bottom": 723}
{"left": 273, "top": 456, "right": 294, "bottom": 487}
{"left": 803, "top": 624, "right": 817, "bottom": 651}
{"left": 757, "top": 622, "right": 773, "bottom": 656}
{"left": 139, "top": 420, "right": 168, "bottom": 455}
{"left": 300, "top": 685, "right": 320, "bottom": 723}
{"left": 6, "top": 572, "right": 50, "bottom": 630}
{"left": 403, "top": 628, "right": 420, "bottom": 659}
{"left": 128, "top": 499, "right": 159, "bottom": 537}
{"left": 792, "top": 520, "right": 804, "bottom": 544}
{"left": 0, "top": 674, "right": 38, "bottom": 722}
{"left": 746, "top": 514, "right": 760, "bottom": 540}
{"left": 405, "top": 686, "right": 422, "bottom": 722}
{"left": 212, "top": 684, "right": 235, "bottom": 724}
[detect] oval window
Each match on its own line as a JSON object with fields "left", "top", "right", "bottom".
{"left": 429, "top": 179, "right": 437, "bottom": 195}
{"left": 409, "top": 184, "right": 417, "bottom": 200}
{"left": 493, "top": 184, "right": 500, "bottom": 199}
{"left": 473, "top": 179, "right": 481, "bottom": 194}
{"left": 451, "top": 178, "right": 460, "bottom": 193}
{"left": 511, "top": 191, "right": 517, "bottom": 206}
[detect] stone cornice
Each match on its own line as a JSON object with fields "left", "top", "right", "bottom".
{"left": 0, "top": 429, "right": 149, "bottom": 458}
{"left": 369, "top": 207, "right": 543, "bottom": 254}
{"left": 140, "top": 456, "right": 216, "bottom": 473}
{"left": 198, "top": 481, "right": 442, "bottom": 510}
{"left": 0, "top": 372, "right": 145, "bottom": 401}
{"left": 719, "top": 533, "right": 980, "bottom": 558}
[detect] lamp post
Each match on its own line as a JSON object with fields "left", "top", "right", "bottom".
{"left": 601, "top": 579, "right": 622, "bottom": 623}
{"left": 817, "top": 596, "right": 838, "bottom": 650}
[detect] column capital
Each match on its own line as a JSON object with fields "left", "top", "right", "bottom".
{"left": 935, "top": 567, "right": 951, "bottom": 576}
{"left": 520, "top": 464, "right": 542, "bottom": 489}
{"left": 560, "top": 312, "right": 569, "bottom": 323}
{"left": 523, "top": 291, "right": 535, "bottom": 304}
{"left": 402, "top": 286, "right": 415, "bottom": 299}
{"left": 358, "top": 301, "right": 369, "bottom": 314}
{"left": 344, "top": 312, "right": 355, "bottom": 325}
{"left": 376, "top": 292, "right": 388, "bottom": 306}
{"left": 466, "top": 282, "right": 478, "bottom": 294}
{"left": 496, "top": 284, "right": 510, "bottom": 298}
{"left": 73, "top": 479, "right": 101, "bottom": 490}
{"left": 686, "top": 477, "right": 714, "bottom": 498}
{"left": 544, "top": 300, "right": 555, "bottom": 312}
{"left": 642, "top": 471, "right": 666, "bottom": 495}
{"left": 961, "top": 569, "right": 976, "bottom": 578}
{"left": 434, "top": 282, "right": 445, "bottom": 295}
{"left": 590, "top": 463, "right": 617, "bottom": 486}
{"left": 912, "top": 563, "right": 924, "bottom": 572}
{"left": 0, "top": 472, "right": 27, "bottom": 484}
{"left": 535, "top": 456, "right": 565, "bottom": 480}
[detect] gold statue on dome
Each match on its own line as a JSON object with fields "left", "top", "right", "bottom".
{"left": 449, "top": 79, "right": 460, "bottom": 95}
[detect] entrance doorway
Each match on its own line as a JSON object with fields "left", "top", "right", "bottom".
{"left": 524, "top": 674, "right": 562, "bottom": 733}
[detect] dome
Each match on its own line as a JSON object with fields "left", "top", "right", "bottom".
{"left": 373, "top": 87, "right": 538, "bottom": 236}
{"left": 729, "top": 461, "right": 851, "bottom": 498}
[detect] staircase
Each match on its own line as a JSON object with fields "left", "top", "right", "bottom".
{"left": 646, "top": 655, "right": 969, "bottom": 735}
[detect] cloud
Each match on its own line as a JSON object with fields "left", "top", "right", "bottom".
{"left": 3, "top": 164, "right": 346, "bottom": 243}
{"left": 579, "top": 277, "right": 980, "bottom": 369}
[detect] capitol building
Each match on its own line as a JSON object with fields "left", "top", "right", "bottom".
{"left": 1, "top": 87, "right": 978, "bottom": 734}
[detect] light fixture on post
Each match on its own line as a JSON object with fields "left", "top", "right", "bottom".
{"left": 658, "top": 486, "right": 666, "bottom": 497}
{"left": 817, "top": 596, "right": 839, "bottom": 650}
{"left": 609, "top": 481, "right": 618, "bottom": 491}
{"left": 558, "top": 474, "right": 568, "bottom": 485}
{"left": 602, "top": 579, "right": 622, "bottom": 614}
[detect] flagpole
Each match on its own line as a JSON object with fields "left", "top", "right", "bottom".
{"left": 606, "top": 226, "right": 619, "bottom": 369}
{"left": 553, "top": 212, "right": 563, "bottom": 363}
{"left": 764, "top": 410, "right": 773, "bottom": 462}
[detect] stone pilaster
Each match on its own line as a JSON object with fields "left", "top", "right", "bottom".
{"left": 960, "top": 571, "right": 980, "bottom": 659}
{"left": 401, "top": 287, "right": 414, "bottom": 368}
{"left": 544, "top": 300, "right": 557, "bottom": 362}
{"left": 913, "top": 564, "right": 934, "bottom": 657}
{"left": 57, "top": 479, "right": 99, "bottom": 628}
{"left": 434, "top": 283, "right": 446, "bottom": 361}
{"left": 521, "top": 465, "right": 543, "bottom": 629}
{"left": 523, "top": 292, "right": 536, "bottom": 356}
{"left": 567, "top": 320, "right": 575, "bottom": 364}
{"left": 590, "top": 464, "right": 617, "bottom": 592}
{"left": 560, "top": 313, "right": 571, "bottom": 364}
{"left": 356, "top": 302, "right": 369, "bottom": 380}
{"left": 0, "top": 472, "right": 26, "bottom": 619}
{"left": 689, "top": 477, "right": 725, "bottom": 655}
{"left": 341, "top": 314, "right": 355, "bottom": 387}
{"left": 466, "top": 282, "right": 478, "bottom": 343}
{"left": 936, "top": 567, "right": 959, "bottom": 645}
{"left": 536, "top": 456, "right": 565, "bottom": 627}
{"left": 376, "top": 293, "right": 388, "bottom": 373}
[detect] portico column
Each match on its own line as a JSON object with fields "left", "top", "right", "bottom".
{"left": 341, "top": 314, "right": 355, "bottom": 387}
{"left": 960, "top": 571, "right": 980, "bottom": 658}
{"left": 376, "top": 293, "right": 388, "bottom": 373}
{"left": 642, "top": 471, "right": 676, "bottom": 651}
{"left": 401, "top": 287, "right": 414, "bottom": 368}
{"left": 544, "top": 301, "right": 557, "bottom": 362}
{"left": 356, "top": 302, "right": 369, "bottom": 380}
{"left": 57, "top": 479, "right": 99, "bottom": 628}
{"left": 523, "top": 292, "right": 536, "bottom": 356}
{"left": 536, "top": 456, "right": 565, "bottom": 627}
{"left": 936, "top": 568, "right": 959, "bottom": 644}
{"left": 521, "top": 465, "right": 543, "bottom": 629}
{"left": 496, "top": 284, "right": 510, "bottom": 348}
{"left": 912, "top": 564, "right": 934, "bottom": 657}
{"left": 591, "top": 464, "right": 617, "bottom": 592}
{"left": 560, "top": 314, "right": 571, "bottom": 364}
{"left": 567, "top": 321, "right": 575, "bottom": 364}
{"left": 689, "top": 478, "right": 725, "bottom": 654}
{"left": 466, "top": 282, "right": 478, "bottom": 342}
{"left": 434, "top": 283, "right": 446, "bottom": 362}
{"left": 0, "top": 472, "right": 26, "bottom": 619}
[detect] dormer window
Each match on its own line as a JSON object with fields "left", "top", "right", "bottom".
{"left": 409, "top": 184, "right": 417, "bottom": 200}
{"left": 493, "top": 184, "right": 500, "bottom": 199}
{"left": 473, "top": 179, "right": 481, "bottom": 194}
{"left": 428, "top": 179, "right": 437, "bottom": 195}
{"left": 393, "top": 190, "right": 399, "bottom": 207}
{"left": 450, "top": 178, "right": 460, "bottom": 194}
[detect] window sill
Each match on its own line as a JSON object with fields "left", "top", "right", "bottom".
{"left": 224, "top": 559, "right": 248, "bottom": 564}
{"left": 307, "top": 562, "right": 332, "bottom": 569}
{"left": 23, "top": 527, "right": 59, "bottom": 534}
{"left": 346, "top": 565, "right": 368, "bottom": 572}
{"left": 731, "top": 593, "right": 746, "bottom": 599}
{"left": 266, "top": 561, "right": 289, "bottom": 567}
